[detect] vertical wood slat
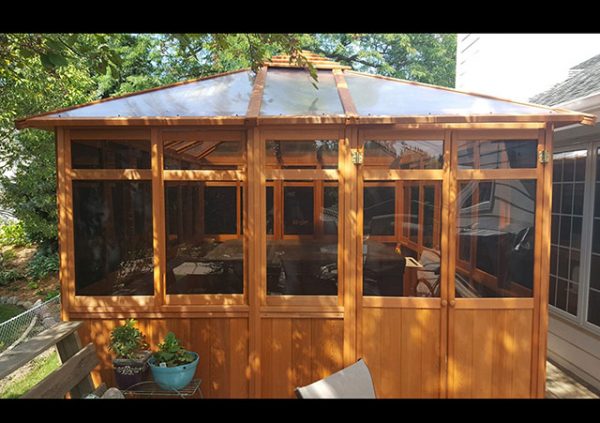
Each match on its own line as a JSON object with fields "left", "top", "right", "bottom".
{"left": 247, "top": 127, "right": 262, "bottom": 397}
{"left": 536, "top": 124, "right": 553, "bottom": 397}
{"left": 55, "top": 331, "right": 96, "bottom": 398}
{"left": 151, "top": 128, "right": 164, "bottom": 307}
{"left": 342, "top": 125, "right": 358, "bottom": 366}
{"left": 56, "top": 128, "right": 70, "bottom": 321}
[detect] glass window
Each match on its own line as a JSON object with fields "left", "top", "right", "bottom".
{"left": 165, "top": 181, "right": 243, "bottom": 295}
{"left": 456, "top": 179, "right": 536, "bottom": 298}
{"left": 266, "top": 186, "right": 275, "bottom": 235}
{"left": 283, "top": 186, "right": 314, "bottom": 235}
{"left": 457, "top": 140, "right": 537, "bottom": 169}
{"left": 266, "top": 140, "right": 338, "bottom": 169}
{"left": 550, "top": 150, "right": 587, "bottom": 316}
{"left": 364, "top": 140, "right": 443, "bottom": 169}
{"left": 364, "top": 186, "right": 395, "bottom": 236}
{"left": 164, "top": 139, "right": 244, "bottom": 170}
{"left": 71, "top": 140, "right": 151, "bottom": 169}
{"left": 363, "top": 181, "right": 442, "bottom": 297}
{"left": 267, "top": 183, "right": 338, "bottom": 296}
{"left": 588, "top": 148, "right": 600, "bottom": 326}
{"left": 73, "top": 181, "right": 153, "bottom": 296}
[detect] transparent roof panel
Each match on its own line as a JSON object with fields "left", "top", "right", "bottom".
{"left": 47, "top": 71, "right": 254, "bottom": 118}
{"left": 260, "top": 69, "right": 344, "bottom": 116}
{"left": 345, "top": 72, "right": 558, "bottom": 116}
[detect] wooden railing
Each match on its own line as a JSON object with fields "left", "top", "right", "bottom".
{"left": 0, "top": 321, "right": 105, "bottom": 399}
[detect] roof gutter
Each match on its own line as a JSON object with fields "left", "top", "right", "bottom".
{"left": 553, "top": 90, "right": 600, "bottom": 114}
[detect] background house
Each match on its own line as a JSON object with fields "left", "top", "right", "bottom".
{"left": 456, "top": 35, "right": 600, "bottom": 391}
{"left": 530, "top": 54, "right": 600, "bottom": 391}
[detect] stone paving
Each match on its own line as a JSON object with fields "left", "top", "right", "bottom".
{"left": 545, "top": 361, "right": 599, "bottom": 399}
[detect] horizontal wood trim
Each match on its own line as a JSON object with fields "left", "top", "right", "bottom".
{"left": 360, "top": 129, "right": 446, "bottom": 139}
{"left": 68, "top": 169, "right": 152, "bottom": 180}
{"left": 264, "top": 169, "right": 339, "bottom": 180}
{"left": 454, "top": 298, "right": 534, "bottom": 309}
{"left": 260, "top": 305, "right": 344, "bottom": 314}
{"left": 363, "top": 169, "right": 444, "bottom": 181}
{"left": 165, "top": 294, "right": 245, "bottom": 306}
{"left": 163, "top": 170, "right": 245, "bottom": 181}
{"left": 18, "top": 117, "right": 248, "bottom": 128}
{"left": 265, "top": 295, "right": 339, "bottom": 307}
{"left": 456, "top": 169, "right": 538, "bottom": 180}
{"left": 452, "top": 129, "right": 541, "bottom": 140}
{"left": 0, "top": 321, "right": 83, "bottom": 380}
{"left": 18, "top": 114, "right": 593, "bottom": 131}
{"left": 69, "top": 129, "right": 150, "bottom": 140}
{"left": 260, "top": 312, "right": 344, "bottom": 319}
{"left": 22, "top": 343, "right": 99, "bottom": 399}
{"left": 68, "top": 310, "right": 250, "bottom": 319}
{"left": 69, "top": 296, "right": 155, "bottom": 309}
{"left": 363, "top": 297, "right": 442, "bottom": 309}
{"left": 161, "top": 130, "right": 244, "bottom": 142}
{"left": 360, "top": 123, "right": 548, "bottom": 131}
{"left": 259, "top": 128, "right": 343, "bottom": 141}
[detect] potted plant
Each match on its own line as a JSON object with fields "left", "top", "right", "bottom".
{"left": 148, "top": 332, "right": 199, "bottom": 390}
{"left": 109, "top": 319, "right": 151, "bottom": 389}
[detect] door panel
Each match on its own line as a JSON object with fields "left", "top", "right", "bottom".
{"left": 448, "top": 308, "right": 533, "bottom": 398}
{"left": 362, "top": 307, "right": 441, "bottom": 397}
{"left": 357, "top": 130, "right": 446, "bottom": 398}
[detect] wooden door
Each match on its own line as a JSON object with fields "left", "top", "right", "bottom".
{"left": 446, "top": 130, "right": 546, "bottom": 398}
{"left": 356, "top": 129, "right": 449, "bottom": 398}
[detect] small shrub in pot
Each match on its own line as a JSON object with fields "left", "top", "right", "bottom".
{"left": 109, "top": 319, "right": 151, "bottom": 389}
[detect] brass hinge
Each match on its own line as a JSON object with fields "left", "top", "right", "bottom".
{"left": 538, "top": 150, "right": 550, "bottom": 164}
{"left": 351, "top": 148, "right": 363, "bottom": 165}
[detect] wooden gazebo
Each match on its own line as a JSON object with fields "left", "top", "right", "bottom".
{"left": 16, "top": 51, "right": 595, "bottom": 398}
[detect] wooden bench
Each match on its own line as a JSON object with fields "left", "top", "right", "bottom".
{"left": 0, "top": 321, "right": 107, "bottom": 398}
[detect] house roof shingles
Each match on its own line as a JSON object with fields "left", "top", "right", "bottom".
{"left": 530, "top": 53, "right": 600, "bottom": 106}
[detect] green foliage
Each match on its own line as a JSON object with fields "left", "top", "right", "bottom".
{"left": 0, "top": 251, "right": 24, "bottom": 286}
{"left": 152, "top": 332, "right": 195, "bottom": 367}
{"left": 0, "top": 222, "right": 30, "bottom": 247}
{"left": 0, "top": 33, "right": 456, "bottom": 247}
{"left": 43, "top": 289, "right": 60, "bottom": 301}
{"left": 109, "top": 319, "right": 148, "bottom": 360}
{"left": 26, "top": 249, "right": 58, "bottom": 281}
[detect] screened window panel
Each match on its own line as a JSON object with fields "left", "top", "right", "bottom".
{"left": 164, "top": 140, "right": 244, "bottom": 170}
{"left": 267, "top": 183, "right": 339, "bottom": 296}
{"left": 71, "top": 140, "right": 151, "bottom": 169}
{"left": 73, "top": 181, "right": 153, "bottom": 296}
{"left": 363, "top": 181, "right": 442, "bottom": 298}
{"left": 363, "top": 140, "right": 443, "bottom": 169}
{"left": 260, "top": 69, "right": 344, "bottom": 116}
{"left": 457, "top": 140, "right": 537, "bottom": 169}
{"left": 164, "top": 182, "right": 243, "bottom": 295}
{"left": 265, "top": 140, "right": 338, "bottom": 169}
{"left": 456, "top": 180, "right": 536, "bottom": 298}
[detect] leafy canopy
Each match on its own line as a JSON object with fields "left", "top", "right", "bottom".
{"left": 0, "top": 33, "right": 456, "bottom": 247}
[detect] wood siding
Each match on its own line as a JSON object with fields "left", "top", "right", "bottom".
{"left": 361, "top": 308, "right": 442, "bottom": 398}
{"left": 260, "top": 318, "right": 344, "bottom": 398}
{"left": 448, "top": 309, "right": 533, "bottom": 398}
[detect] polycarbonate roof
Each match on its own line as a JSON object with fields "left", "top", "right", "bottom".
{"left": 16, "top": 52, "right": 594, "bottom": 129}
{"left": 47, "top": 70, "right": 254, "bottom": 118}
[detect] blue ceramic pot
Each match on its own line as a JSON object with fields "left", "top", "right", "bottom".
{"left": 148, "top": 352, "right": 199, "bottom": 390}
